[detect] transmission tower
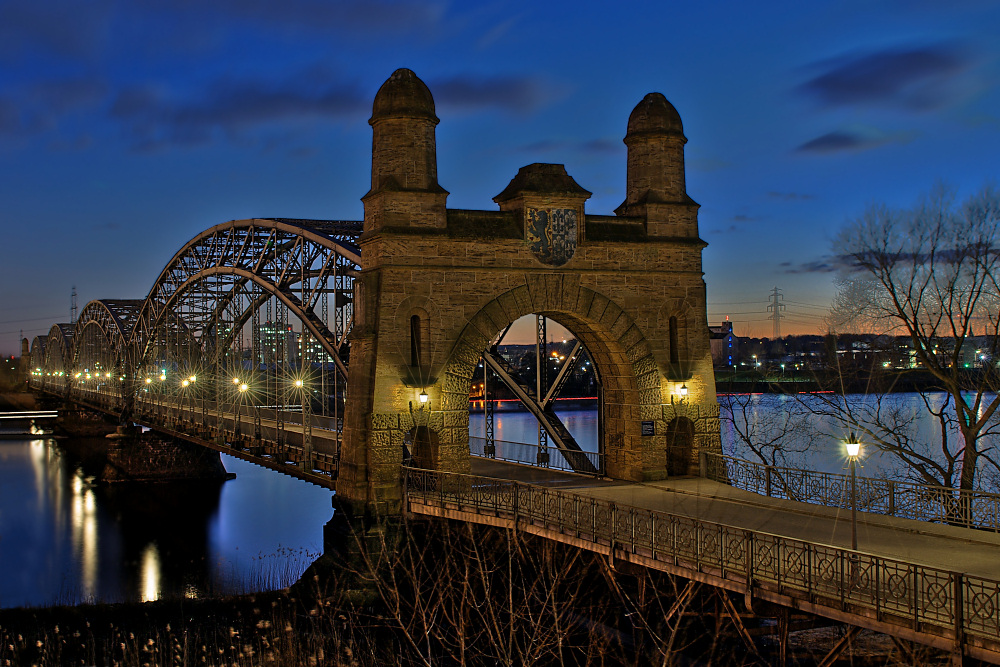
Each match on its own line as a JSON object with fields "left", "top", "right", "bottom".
{"left": 767, "top": 286, "right": 785, "bottom": 339}
{"left": 71, "top": 285, "right": 78, "bottom": 325}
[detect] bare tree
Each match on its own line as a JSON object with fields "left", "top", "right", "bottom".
{"left": 827, "top": 184, "right": 1000, "bottom": 492}
{"left": 718, "top": 391, "right": 817, "bottom": 468}
{"left": 350, "top": 514, "right": 757, "bottom": 666}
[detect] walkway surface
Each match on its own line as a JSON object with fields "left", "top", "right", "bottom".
{"left": 470, "top": 458, "right": 1000, "bottom": 581}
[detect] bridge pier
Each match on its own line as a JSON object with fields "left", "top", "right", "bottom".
{"left": 102, "top": 424, "right": 231, "bottom": 483}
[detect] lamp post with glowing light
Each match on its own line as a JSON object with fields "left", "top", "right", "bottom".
{"left": 294, "top": 378, "right": 312, "bottom": 469}
{"left": 143, "top": 377, "right": 152, "bottom": 417}
{"left": 845, "top": 433, "right": 861, "bottom": 551}
{"left": 180, "top": 378, "right": 191, "bottom": 426}
{"left": 232, "top": 377, "right": 247, "bottom": 445}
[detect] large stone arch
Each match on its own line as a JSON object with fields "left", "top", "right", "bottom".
{"left": 438, "top": 278, "right": 661, "bottom": 481}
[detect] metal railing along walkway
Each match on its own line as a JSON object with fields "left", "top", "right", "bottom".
{"left": 403, "top": 467, "right": 1000, "bottom": 664}
{"left": 469, "top": 435, "right": 603, "bottom": 476}
{"left": 704, "top": 452, "right": 1000, "bottom": 533}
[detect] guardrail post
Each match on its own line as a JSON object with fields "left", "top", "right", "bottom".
{"left": 765, "top": 466, "right": 773, "bottom": 497}
{"left": 953, "top": 573, "right": 965, "bottom": 665}
{"left": 609, "top": 501, "right": 617, "bottom": 558}
{"left": 513, "top": 483, "right": 519, "bottom": 531}
{"left": 402, "top": 466, "right": 409, "bottom": 513}
{"left": 699, "top": 450, "right": 708, "bottom": 477}
{"left": 630, "top": 508, "right": 636, "bottom": 554}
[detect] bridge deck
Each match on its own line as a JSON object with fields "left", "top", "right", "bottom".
{"left": 430, "top": 460, "right": 1000, "bottom": 663}
{"left": 470, "top": 458, "right": 1000, "bottom": 579}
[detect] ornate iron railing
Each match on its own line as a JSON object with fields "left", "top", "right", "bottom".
{"left": 703, "top": 452, "right": 1000, "bottom": 533}
{"left": 403, "top": 467, "right": 1000, "bottom": 656}
{"left": 469, "top": 435, "right": 604, "bottom": 476}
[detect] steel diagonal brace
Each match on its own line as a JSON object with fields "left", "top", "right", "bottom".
{"left": 542, "top": 340, "right": 582, "bottom": 408}
{"left": 482, "top": 348, "right": 597, "bottom": 475}
{"left": 277, "top": 286, "right": 350, "bottom": 380}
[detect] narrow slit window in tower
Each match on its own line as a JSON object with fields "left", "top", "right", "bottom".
{"left": 410, "top": 314, "right": 422, "bottom": 368}
{"left": 669, "top": 316, "right": 679, "bottom": 364}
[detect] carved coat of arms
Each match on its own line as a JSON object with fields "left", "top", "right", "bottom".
{"left": 526, "top": 208, "right": 577, "bottom": 266}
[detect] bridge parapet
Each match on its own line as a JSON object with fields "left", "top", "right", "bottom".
{"left": 404, "top": 467, "right": 1000, "bottom": 665}
{"left": 705, "top": 452, "right": 1000, "bottom": 532}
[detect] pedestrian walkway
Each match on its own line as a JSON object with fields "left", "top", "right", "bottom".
{"left": 469, "top": 458, "right": 1000, "bottom": 580}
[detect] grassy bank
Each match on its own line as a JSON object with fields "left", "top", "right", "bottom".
{"left": 0, "top": 518, "right": 954, "bottom": 666}
{"left": 0, "top": 587, "right": 366, "bottom": 667}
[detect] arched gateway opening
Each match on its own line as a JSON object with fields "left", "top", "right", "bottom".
{"left": 469, "top": 315, "right": 602, "bottom": 475}
{"left": 335, "top": 69, "right": 721, "bottom": 515}
{"left": 452, "top": 297, "right": 653, "bottom": 480}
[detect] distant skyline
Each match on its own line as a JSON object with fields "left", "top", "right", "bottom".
{"left": 2, "top": 1, "right": 999, "bottom": 355}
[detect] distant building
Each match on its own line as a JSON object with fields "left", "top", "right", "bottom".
{"left": 708, "top": 320, "right": 737, "bottom": 368}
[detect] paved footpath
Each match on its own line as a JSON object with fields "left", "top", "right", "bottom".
{"left": 470, "top": 459, "right": 1000, "bottom": 580}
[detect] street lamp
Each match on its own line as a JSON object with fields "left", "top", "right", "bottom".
{"left": 845, "top": 433, "right": 861, "bottom": 551}
{"left": 294, "top": 378, "right": 311, "bottom": 469}
{"left": 234, "top": 382, "right": 249, "bottom": 444}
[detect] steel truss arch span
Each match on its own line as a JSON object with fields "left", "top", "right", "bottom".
{"left": 31, "top": 323, "right": 75, "bottom": 393}
{"left": 29, "top": 336, "right": 45, "bottom": 380}
{"left": 131, "top": 218, "right": 362, "bottom": 377}
{"left": 72, "top": 299, "right": 144, "bottom": 405}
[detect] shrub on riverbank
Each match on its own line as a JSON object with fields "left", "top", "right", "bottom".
{"left": 0, "top": 518, "right": 952, "bottom": 666}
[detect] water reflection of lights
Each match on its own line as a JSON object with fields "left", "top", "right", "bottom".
{"left": 141, "top": 544, "right": 162, "bottom": 602}
{"left": 70, "top": 469, "right": 98, "bottom": 600}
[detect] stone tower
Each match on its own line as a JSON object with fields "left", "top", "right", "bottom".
{"left": 336, "top": 70, "right": 721, "bottom": 516}
{"left": 362, "top": 68, "right": 448, "bottom": 232}
{"left": 615, "top": 92, "right": 697, "bottom": 238}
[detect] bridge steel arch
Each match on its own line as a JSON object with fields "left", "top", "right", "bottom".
{"left": 28, "top": 336, "right": 45, "bottom": 385}
{"left": 336, "top": 69, "right": 722, "bottom": 515}
{"left": 130, "top": 219, "right": 361, "bottom": 379}
{"left": 36, "top": 323, "right": 75, "bottom": 393}
{"left": 72, "top": 299, "right": 144, "bottom": 408}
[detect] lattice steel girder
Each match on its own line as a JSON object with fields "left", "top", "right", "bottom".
{"left": 74, "top": 299, "right": 145, "bottom": 371}
{"left": 47, "top": 323, "right": 74, "bottom": 369}
{"left": 131, "top": 219, "right": 361, "bottom": 374}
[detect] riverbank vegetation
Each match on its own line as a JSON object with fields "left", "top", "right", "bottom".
{"left": 0, "top": 517, "right": 943, "bottom": 666}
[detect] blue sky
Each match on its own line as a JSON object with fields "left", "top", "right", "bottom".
{"left": 2, "top": 0, "right": 999, "bottom": 355}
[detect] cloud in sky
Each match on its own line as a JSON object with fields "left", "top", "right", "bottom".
{"left": 109, "top": 74, "right": 369, "bottom": 150}
{"left": 783, "top": 255, "right": 854, "bottom": 274}
{"left": 796, "top": 126, "right": 917, "bottom": 154}
{"left": 797, "top": 43, "right": 977, "bottom": 112}
{"left": 0, "top": 1, "right": 446, "bottom": 64}
{"left": 708, "top": 224, "right": 742, "bottom": 234}
{"left": 431, "top": 75, "right": 553, "bottom": 115}
{"left": 107, "top": 68, "right": 552, "bottom": 151}
{"left": 194, "top": 0, "right": 447, "bottom": 36}
{"left": 29, "top": 79, "right": 108, "bottom": 114}
{"left": 767, "top": 191, "right": 815, "bottom": 201}
{"left": 517, "top": 137, "right": 623, "bottom": 156}
{"left": 0, "top": 2, "right": 114, "bottom": 61}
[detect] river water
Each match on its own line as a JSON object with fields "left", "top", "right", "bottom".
{"left": 2, "top": 392, "right": 988, "bottom": 608}
{"left": 470, "top": 392, "right": 993, "bottom": 482}
{"left": 0, "top": 429, "right": 332, "bottom": 609}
